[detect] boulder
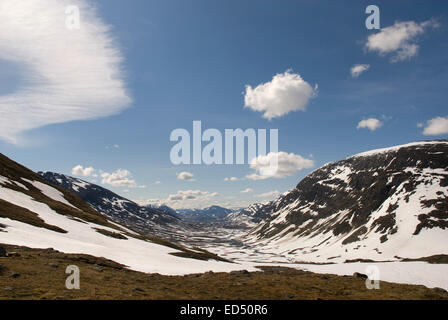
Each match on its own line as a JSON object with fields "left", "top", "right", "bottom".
{"left": 0, "top": 246, "right": 6, "bottom": 257}
{"left": 353, "top": 272, "right": 368, "bottom": 279}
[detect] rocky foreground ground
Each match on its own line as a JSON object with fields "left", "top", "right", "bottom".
{"left": 0, "top": 244, "right": 447, "bottom": 300}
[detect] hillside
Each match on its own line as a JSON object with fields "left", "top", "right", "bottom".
{"left": 0, "top": 153, "right": 244, "bottom": 275}
{"left": 242, "top": 140, "right": 448, "bottom": 263}
{"left": 38, "top": 172, "right": 187, "bottom": 240}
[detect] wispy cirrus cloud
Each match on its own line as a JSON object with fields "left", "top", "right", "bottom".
{"left": 0, "top": 0, "right": 131, "bottom": 143}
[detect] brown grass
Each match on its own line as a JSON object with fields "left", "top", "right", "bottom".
{"left": 400, "top": 255, "right": 448, "bottom": 264}
{"left": 0, "top": 199, "right": 67, "bottom": 233}
{"left": 93, "top": 228, "right": 128, "bottom": 240}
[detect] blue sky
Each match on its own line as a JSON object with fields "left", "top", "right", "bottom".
{"left": 0, "top": 0, "right": 447, "bottom": 208}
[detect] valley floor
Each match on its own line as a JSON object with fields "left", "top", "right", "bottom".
{"left": 1, "top": 244, "right": 447, "bottom": 300}
{"left": 175, "top": 224, "right": 448, "bottom": 291}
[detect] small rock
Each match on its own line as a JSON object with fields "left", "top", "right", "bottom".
{"left": 230, "top": 270, "right": 250, "bottom": 276}
{"left": 321, "top": 276, "right": 329, "bottom": 280}
{"left": 353, "top": 272, "right": 368, "bottom": 279}
{"left": 6, "top": 252, "right": 20, "bottom": 257}
{"left": 0, "top": 264, "right": 6, "bottom": 275}
{"left": 91, "top": 265, "right": 103, "bottom": 272}
{"left": 11, "top": 273, "right": 20, "bottom": 278}
{"left": 134, "top": 287, "right": 144, "bottom": 292}
{"left": 49, "top": 263, "right": 59, "bottom": 268}
{"left": 0, "top": 246, "right": 6, "bottom": 257}
{"left": 3, "top": 286, "right": 14, "bottom": 291}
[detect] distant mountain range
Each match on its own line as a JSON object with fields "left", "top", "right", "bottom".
{"left": 175, "top": 206, "right": 235, "bottom": 222}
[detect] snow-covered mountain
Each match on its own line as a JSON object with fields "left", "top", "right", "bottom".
{"left": 146, "top": 204, "right": 179, "bottom": 218}
{"left": 226, "top": 202, "right": 277, "bottom": 227}
{"left": 38, "top": 172, "right": 184, "bottom": 238}
{"left": 244, "top": 140, "right": 448, "bottom": 263}
{"left": 177, "top": 205, "right": 234, "bottom": 222}
{"left": 0, "top": 154, "right": 243, "bottom": 274}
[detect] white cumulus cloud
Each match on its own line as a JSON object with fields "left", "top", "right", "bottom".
{"left": 177, "top": 172, "right": 195, "bottom": 181}
{"left": 241, "top": 188, "right": 254, "bottom": 193}
{"left": 144, "top": 190, "right": 219, "bottom": 209}
{"left": 0, "top": 0, "right": 131, "bottom": 143}
{"left": 357, "top": 118, "right": 383, "bottom": 131}
{"left": 167, "top": 190, "right": 218, "bottom": 202}
{"left": 71, "top": 165, "right": 95, "bottom": 177}
{"left": 224, "top": 177, "right": 239, "bottom": 181}
{"left": 365, "top": 20, "right": 438, "bottom": 62}
{"left": 101, "top": 169, "right": 144, "bottom": 188}
{"left": 350, "top": 64, "right": 370, "bottom": 78}
{"left": 422, "top": 116, "right": 448, "bottom": 135}
{"left": 246, "top": 152, "right": 314, "bottom": 180}
{"left": 244, "top": 70, "right": 317, "bottom": 120}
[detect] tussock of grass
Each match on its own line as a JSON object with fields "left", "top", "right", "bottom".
{"left": 93, "top": 228, "right": 127, "bottom": 240}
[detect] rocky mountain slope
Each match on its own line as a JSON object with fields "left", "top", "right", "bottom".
{"left": 243, "top": 140, "right": 448, "bottom": 263}
{"left": 226, "top": 202, "right": 278, "bottom": 227}
{"left": 38, "top": 172, "right": 186, "bottom": 238}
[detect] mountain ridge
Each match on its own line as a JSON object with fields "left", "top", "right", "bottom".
{"left": 38, "top": 171, "right": 185, "bottom": 238}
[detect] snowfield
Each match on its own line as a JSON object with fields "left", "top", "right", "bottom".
{"left": 295, "top": 262, "right": 448, "bottom": 290}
